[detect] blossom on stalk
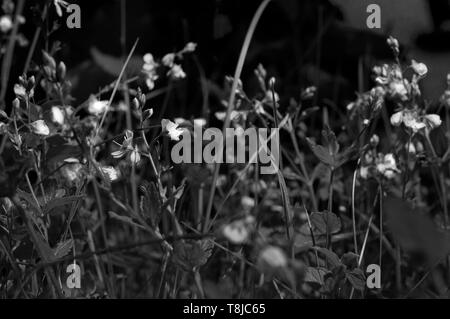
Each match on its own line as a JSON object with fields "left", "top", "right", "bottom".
{"left": 0, "top": 15, "right": 12, "bottom": 33}
{"left": 390, "top": 109, "right": 441, "bottom": 133}
{"left": 142, "top": 53, "right": 159, "bottom": 90}
{"left": 411, "top": 60, "right": 428, "bottom": 77}
{"left": 111, "top": 130, "right": 141, "bottom": 164}
{"left": 161, "top": 119, "right": 184, "bottom": 141}
{"left": 88, "top": 96, "right": 108, "bottom": 116}
{"left": 30, "top": 120, "right": 50, "bottom": 136}
{"left": 51, "top": 106, "right": 65, "bottom": 125}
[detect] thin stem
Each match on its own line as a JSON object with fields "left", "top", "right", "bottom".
{"left": 204, "top": 0, "right": 272, "bottom": 232}
{"left": 0, "top": 0, "right": 26, "bottom": 108}
{"left": 351, "top": 167, "right": 359, "bottom": 255}
{"left": 326, "top": 169, "right": 334, "bottom": 249}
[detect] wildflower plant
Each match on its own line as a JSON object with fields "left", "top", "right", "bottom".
{"left": 2, "top": 0, "right": 450, "bottom": 301}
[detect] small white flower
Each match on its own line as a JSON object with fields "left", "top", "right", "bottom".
{"left": 53, "top": 0, "right": 69, "bottom": 17}
{"left": 424, "top": 114, "right": 442, "bottom": 129}
{"left": 376, "top": 153, "right": 398, "bottom": 179}
{"left": 13, "top": 84, "right": 27, "bottom": 99}
{"left": 406, "top": 142, "right": 416, "bottom": 154}
{"left": 88, "top": 96, "right": 108, "bottom": 115}
{"left": 161, "top": 119, "right": 184, "bottom": 141}
{"left": 258, "top": 246, "right": 288, "bottom": 269}
{"left": 223, "top": 221, "right": 250, "bottom": 244}
{"left": 129, "top": 148, "right": 141, "bottom": 164}
{"left": 389, "top": 81, "right": 408, "bottom": 100}
{"left": 360, "top": 166, "right": 369, "bottom": 179}
{"left": 387, "top": 36, "right": 399, "bottom": 51}
{"left": 215, "top": 111, "right": 240, "bottom": 121}
{"left": 193, "top": 118, "right": 207, "bottom": 127}
{"left": 30, "top": 120, "right": 50, "bottom": 136}
{"left": 174, "top": 118, "right": 186, "bottom": 125}
{"left": 402, "top": 111, "right": 426, "bottom": 133}
{"left": 390, "top": 111, "right": 403, "bottom": 126}
{"left": 411, "top": 60, "right": 428, "bottom": 77}
{"left": 143, "top": 53, "right": 159, "bottom": 90}
{"left": 111, "top": 130, "right": 134, "bottom": 159}
{"left": 61, "top": 163, "right": 83, "bottom": 184}
{"left": 370, "top": 134, "right": 379, "bottom": 146}
{"left": 0, "top": 122, "right": 7, "bottom": 134}
{"left": 50, "top": 107, "right": 65, "bottom": 125}
{"left": 168, "top": 64, "right": 186, "bottom": 79}
{"left": 143, "top": 53, "right": 155, "bottom": 65}
{"left": 162, "top": 53, "right": 175, "bottom": 67}
{"left": 183, "top": 42, "right": 197, "bottom": 53}
{"left": 0, "top": 15, "right": 12, "bottom": 33}
{"left": 100, "top": 166, "right": 120, "bottom": 182}
{"left": 241, "top": 196, "right": 255, "bottom": 210}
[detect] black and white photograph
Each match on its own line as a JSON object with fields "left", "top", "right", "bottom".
{"left": 1, "top": 0, "right": 450, "bottom": 304}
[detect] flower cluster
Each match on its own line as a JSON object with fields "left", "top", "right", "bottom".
{"left": 360, "top": 135, "right": 399, "bottom": 180}
{"left": 142, "top": 42, "right": 196, "bottom": 90}
{"left": 390, "top": 109, "right": 441, "bottom": 133}
{"left": 111, "top": 130, "right": 141, "bottom": 164}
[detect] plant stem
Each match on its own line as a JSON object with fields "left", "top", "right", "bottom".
{"left": 204, "top": 0, "right": 272, "bottom": 233}
{"left": 326, "top": 168, "right": 334, "bottom": 249}
{"left": 0, "top": 0, "right": 26, "bottom": 108}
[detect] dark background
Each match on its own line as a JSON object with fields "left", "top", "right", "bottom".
{"left": 6, "top": 0, "right": 450, "bottom": 119}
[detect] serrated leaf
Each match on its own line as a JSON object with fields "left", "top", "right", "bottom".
{"left": 172, "top": 240, "right": 213, "bottom": 272}
{"left": 108, "top": 211, "right": 145, "bottom": 230}
{"left": 53, "top": 239, "right": 73, "bottom": 259}
{"left": 33, "top": 231, "right": 55, "bottom": 262}
{"left": 306, "top": 138, "right": 335, "bottom": 167}
{"left": 346, "top": 268, "right": 366, "bottom": 291}
{"left": 304, "top": 267, "right": 329, "bottom": 286}
{"left": 314, "top": 247, "right": 341, "bottom": 269}
{"left": 139, "top": 181, "right": 162, "bottom": 228}
{"left": 322, "top": 125, "right": 339, "bottom": 155}
{"left": 310, "top": 211, "right": 341, "bottom": 235}
{"left": 43, "top": 195, "right": 84, "bottom": 215}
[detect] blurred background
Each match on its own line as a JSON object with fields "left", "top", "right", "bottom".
{"left": 8, "top": 0, "right": 450, "bottom": 116}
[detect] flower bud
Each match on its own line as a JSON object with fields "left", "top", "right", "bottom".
{"left": 51, "top": 106, "right": 65, "bottom": 125}
{"left": 424, "top": 114, "right": 442, "bottom": 129}
{"left": 30, "top": 120, "right": 50, "bottom": 136}
{"left": 411, "top": 60, "right": 428, "bottom": 77}
{"left": 390, "top": 111, "right": 403, "bottom": 126}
